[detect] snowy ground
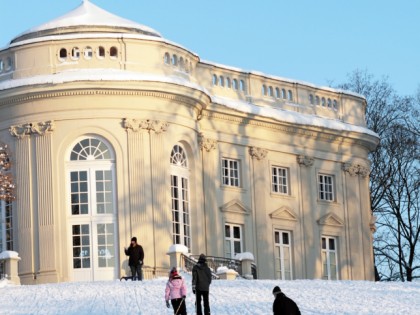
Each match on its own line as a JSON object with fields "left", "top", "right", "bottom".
{"left": 1, "top": 274, "right": 420, "bottom": 315}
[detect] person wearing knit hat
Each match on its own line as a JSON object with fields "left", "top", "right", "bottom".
{"left": 124, "top": 237, "right": 144, "bottom": 280}
{"left": 272, "top": 286, "right": 301, "bottom": 315}
{"left": 192, "top": 253, "right": 212, "bottom": 315}
{"left": 165, "top": 267, "right": 187, "bottom": 315}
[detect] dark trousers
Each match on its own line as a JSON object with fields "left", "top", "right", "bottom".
{"left": 171, "top": 298, "right": 187, "bottom": 315}
{"left": 196, "top": 290, "right": 210, "bottom": 315}
{"left": 130, "top": 264, "right": 143, "bottom": 280}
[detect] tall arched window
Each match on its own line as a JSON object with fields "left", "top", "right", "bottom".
{"left": 67, "top": 136, "right": 117, "bottom": 282}
{"left": 170, "top": 145, "right": 191, "bottom": 251}
{"left": 164, "top": 52, "right": 170, "bottom": 64}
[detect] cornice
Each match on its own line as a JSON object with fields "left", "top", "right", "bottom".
{"left": 0, "top": 88, "right": 202, "bottom": 108}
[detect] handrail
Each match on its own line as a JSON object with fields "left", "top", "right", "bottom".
{"left": 181, "top": 254, "right": 220, "bottom": 280}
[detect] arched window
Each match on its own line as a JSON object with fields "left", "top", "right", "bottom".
{"left": 275, "top": 87, "right": 280, "bottom": 98}
{"left": 170, "top": 145, "right": 191, "bottom": 250}
{"left": 84, "top": 47, "right": 93, "bottom": 60}
{"left": 212, "top": 74, "right": 218, "bottom": 86}
{"left": 110, "top": 47, "right": 118, "bottom": 58}
{"left": 97, "top": 46, "right": 105, "bottom": 59}
{"left": 164, "top": 52, "right": 170, "bottom": 64}
{"left": 315, "top": 96, "right": 320, "bottom": 105}
{"left": 327, "top": 98, "right": 332, "bottom": 108}
{"left": 309, "top": 94, "right": 314, "bottom": 104}
{"left": 262, "top": 85, "right": 267, "bottom": 96}
{"left": 59, "top": 48, "right": 67, "bottom": 61}
{"left": 268, "top": 86, "right": 274, "bottom": 97}
{"left": 321, "top": 97, "right": 326, "bottom": 107}
{"left": 0, "top": 59, "right": 3, "bottom": 72}
{"left": 333, "top": 100, "right": 338, "bottom": 110}
{"left": 232, "top": 79, "right": 238, "bottom": 90}
{"left": 171, "top": 54, "right": 178, "bottom": 66}
{"left": 281, "top": 89, "right": 286, "bottom": 99}
{"left": 5, "top": 57, "right": 12, "bottom": 71}
{"left": 179, "top": 57, "right": 184, "bottom": 69}
{"left": 226, "top": 77, "right": 231, "bottom": 88}
{"left": 240, "top": 80, "right": 245, "bottom": 92}
{"left": 71, "top": 47, "right": 80, "bottom": 60}
{"left": 67, "top": 136, "right": 117, "bottom": 281}
{"left": 288, "top": 90, "right": 293, "bottom": 101}
{"left": 219, "top": 76, "right": 225, "bottom": 87}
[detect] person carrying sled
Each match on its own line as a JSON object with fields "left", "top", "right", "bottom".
{"left": 192, "top": 254, "right": 212, "bottom": 315}
{"left": 165, "top": 267, "right": 187, "bottom": 315}
{"left": 272, "top": 286, "right": 301, "bottom": 315}
{"left": 124, "top": 237, "right": 144, "bottom": 280}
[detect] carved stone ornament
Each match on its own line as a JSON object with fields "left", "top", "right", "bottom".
{"left": 198, "top": 133, "right": 217, "bottom": 152}
{"left": 9, "top": 121, "right": 55, "bottom": 139}
{"left": 249, "top": 147, "right": 268, "bottom": 160}
{"left": 297, "top": 155, "right": 314, "bottom": 167}
{"left": 342, "top": 162, "right": 370, "bottom": 178}
{"left": 123, "top": 118, "right": 169, "bottom": 134}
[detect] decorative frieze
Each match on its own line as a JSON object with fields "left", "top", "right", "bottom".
{"left": 9, "top": 121, "right": 55, "bottom": 139}
{"left": 249, "top": 146, "right": 268, "bottom": 160}
{"left": 342, "top": 162, "right": 370, "bottom": 177}
{"left": 297, "top": 155, "right": 314, "bottom": 167}
{"left": 123, "top": 118, "right": 169, "bottom": 134}
{"left": 198, "top": 133, "right": 217, "bottom": 152}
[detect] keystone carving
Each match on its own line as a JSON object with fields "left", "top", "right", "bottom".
{"left": 198, "top": 133, "right": 217, "bottom": 152}
{"left": 297, "top": 155, "right": 314, "bottom": 167}
{"left": 123, "top": 118, "right": 169, "bottom": 134}
{"left": 249, "top": 147, "right": 268, "bottom": 160}
{"left": 342, "top": 162, "right": 370, "bottom": 178}
{"left": 9, "top": 121, "right": 55, "bottom": 139}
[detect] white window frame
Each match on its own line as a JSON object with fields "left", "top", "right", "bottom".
{"left": 224, "top": 224, "right": 243, "bottom": 259}
{"left": 0, "top": 200, "right": 13, "bottom": 252}
{"left": 221, "top": 158, "right": 241, "bottom": 187}
{"left": 321, "top": 236, "right": 339, "bottom": 280}
{"left": 318, "top": 174, "right": 335, "bottom": 201}
{"left": 170, "top": 145, "right": 191, "bottom": 251}
{"left": 271, "top": 166, "right": 289, "bottom": 195}
{"left": 274, "top": 230, "right": 293, "bottom": 280}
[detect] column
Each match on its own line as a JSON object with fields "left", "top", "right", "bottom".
{"left": 198, "top": 133, "right": 218, "bottom": 256}
{"left": 9, "top": 124, "right": 34, "bottom": 282}
{"left": 249, "top": 146, "right": 269, "bottom": 278}
{"left": 297, "top": 155, "right": 315, "bottom": 278}
{"left": 33, "top": 121, "right": 57, "bottom": 282}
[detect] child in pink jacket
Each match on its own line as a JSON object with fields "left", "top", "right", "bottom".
{"left": 165, "top": 267, "right": 187, "bottom": 315}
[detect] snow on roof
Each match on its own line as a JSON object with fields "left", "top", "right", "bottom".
{"left": 202, "top": 60, "right": 366, "bottom": 100}
{"left": 11, "top": 0, "right": 161, "bottom": 44}
{"left": 0, "top": 69, "right": 377, "bottom": 138}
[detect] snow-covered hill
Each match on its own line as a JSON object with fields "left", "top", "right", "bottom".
{"left": 1, "top": 273, "right": 419, "bottom": 314}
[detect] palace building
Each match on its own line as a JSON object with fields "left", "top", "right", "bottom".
{"left": 0, "top": 1, "right": 379, "bottom": 284}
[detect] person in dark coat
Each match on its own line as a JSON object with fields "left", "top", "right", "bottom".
{"left": 272, "top": 286, "right": 301, "bottom": 315}
{"left": 124, "top": 237, "right": 144, "bottom": 280}
{"left": 192, "top": 254, "right": 212, "bottom": 315}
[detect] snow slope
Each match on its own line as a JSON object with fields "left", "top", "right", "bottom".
{"left": 1, "top": 274, "right": 419, "bottom": 314}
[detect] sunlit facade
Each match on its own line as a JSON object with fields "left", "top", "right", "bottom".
{"left": 0, "top": 2, "right": 378, "bottom": 284}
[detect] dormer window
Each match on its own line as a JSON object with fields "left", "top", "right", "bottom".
{"left": 110, "top": 47, "right": 118, "bottom": 58}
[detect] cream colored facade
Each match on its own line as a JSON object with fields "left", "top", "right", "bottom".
{"left": 0, "top": 2, "right": 378, "bottom": 284}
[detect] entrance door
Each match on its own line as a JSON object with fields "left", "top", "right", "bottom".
{"left": 67, "top": 137, "right": 117, "bottom": 282}
{"left": 274, "top": 230, "right": 292, "bottom": 280}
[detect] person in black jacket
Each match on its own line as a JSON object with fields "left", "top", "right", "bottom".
{"left": 192, "top": 254, "right": 212, "bottom": 315}
{"left": 124, "top": 237, "right": 144, "bottom": 280}
{"left": 272, "top": 286, "right": 301, "bottom": 315}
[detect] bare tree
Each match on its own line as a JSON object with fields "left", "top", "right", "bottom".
{"left": 338, "top": 70, "right": 420, "bottom": 281}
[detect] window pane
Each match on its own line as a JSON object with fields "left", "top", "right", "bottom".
{"left": 233, "top": 226, "right": 241, "bottom": 239}
{"left": 225, "top": 225, "right": 230, "bottom": 237}
{"left": 282, "top": 232, "right": 289, "bottom": 245}
{"left": 329, "top": 238, "right": 335, "bottom": 250}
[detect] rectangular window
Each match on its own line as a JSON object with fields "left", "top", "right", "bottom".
{"left": 224, "top": 224, "right": 242, "bottom": 258}
{"left": 72, "top": 224, "right": 91, "bottom": 269}
{"left": 321, "top": 236, "right": 338, "bottom": 280}
{"left": 318, "top": 174, "right": 334, "bottom": 201}
{"left": 95, "top": 170, "right": 113, "bottom": 214}
{"left": 222, "top": 158, "right": 240, "bottom": 187}
{"left": 274, "top": 230, "right": 292, "bottom": 280}
{"left": 170, "top": 175, "right": 191, "bottom": 251}
{"left": 0, "top": 200, "right": 13, "bottom": 252}
{"left": 271, "top": 166, "right": 289, "bottom": 194}
{"left": 70, "top": 171, "right": 89, "bottom": 215}
{"left": 97, "top": 223, "right": 115, "bottom": 268}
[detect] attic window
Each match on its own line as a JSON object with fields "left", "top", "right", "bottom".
{"left": 232, "top": 79, "right": 238, "bottom": 90}
{"left": 5, "top": 57, "right": 13, "bottom": 71}
{"left": 84, "top": 47, "right": 93, "bottom": 60}
{"left": 281, "top": 89, "right": 286, "bottom": 99}
{"left": 171, "top": 54, "right": 177, "bottom": 66}
{"left": 275, "top": 88, "right": 280, "bottom": 98}
{"left": 212, "top": 74, "right": 218, "bottom": 86}
{"left": 288, "top": 90, "right": 293, "bottom": 101}
{"left": 97, "top": 46, "right": 105, "bottom": 59}
{"left": 164, "top": 52, "right": 170, "bottom": 64}
{"left": 71, "top": 47, "right": 80, "bottom": 60}
{"left": 240, "top": 80, "right": 245, "bottom": 92}
{"left": 110, "top": 47, "right": 118, "bottom": 58}
{"left": 59, "top": 48, "right": 67, "bottom": 61}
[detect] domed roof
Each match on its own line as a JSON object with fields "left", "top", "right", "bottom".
{"left": 11, "top": 0, "right": 161, "bottom": 44}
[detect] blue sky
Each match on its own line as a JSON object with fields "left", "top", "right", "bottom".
{"left": 1, "top": 0, "right": 418, "bottom": 95}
